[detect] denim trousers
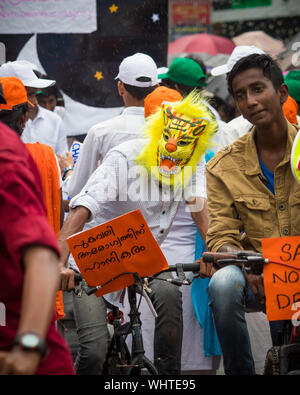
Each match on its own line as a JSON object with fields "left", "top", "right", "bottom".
{"left": 207, "top": 265, "right": 265, "bottom": 375}
{"left": 72, "top": 272, "right": 183, "bottom": 375}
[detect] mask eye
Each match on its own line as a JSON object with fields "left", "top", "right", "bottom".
{"left": 163, "top": 133, "right": 169, "bottom": 141}
{"left": 177, "top": 140, "right": 190, "bottom": 147}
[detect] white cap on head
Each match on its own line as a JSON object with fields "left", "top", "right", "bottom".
{"left": 211, "top": 46, "right": 266, "bottom": 76}
{"left": 0, "top": 60, "right": 55, "bottom": 88}
{"left": 157, "top": 66, "right": 168, "bottom": 83}
{"left": 115, "top": 53, "right": 158, "bottom": 87}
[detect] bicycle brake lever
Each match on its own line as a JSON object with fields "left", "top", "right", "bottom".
{"left": 167, "top": 278, "right": 192, "bottom": 286}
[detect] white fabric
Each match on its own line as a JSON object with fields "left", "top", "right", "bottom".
{"left": 218, "top": 114, "right": 300, "bottom": 150}
{"left": 0, "top": 60, "right": 55, "bottom": 88}
{"left": 54, "top": 106, "right": 65, "bottom": 120}
{"left": 210, "top": 46, "right": 266, "bottom": 76}
{"left": 21, "top": 105, "right": 68, "bottom": 155}
{"left": 218, "top": 115, "right": 253, "bottom": 148}
{"left": 66, "top": 106, "right": 145, "bottom": 198}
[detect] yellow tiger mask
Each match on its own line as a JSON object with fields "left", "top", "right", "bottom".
{"left": 136, "top": 91, "right": 217, "bottom": 188}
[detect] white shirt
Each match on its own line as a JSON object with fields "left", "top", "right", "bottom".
{"left": 69, "top": 138, "right": 207, "bottom": 247}
{"left": 66, "top": 106, "right": 145, "bottom": 198}
{"left": 21, "top": 105, "right": 68, "bottom": 155}
{"left": 218, "top": 115, "right": 253, "bottom": 148}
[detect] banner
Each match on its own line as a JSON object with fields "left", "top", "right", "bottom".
{"left": 67, "top": 210, "right": 169, "bottom": 297}
{"left": 171, "top": 0, "right": 211, "bottom": 40}
{"left": 262, "top": 236, "right": 300, "bottom": 321}
{"left": 0, "top": 0, "right": 97, "bottom": 34}
{"left": 231, "top": 0, "right": 272, "bottom": 9}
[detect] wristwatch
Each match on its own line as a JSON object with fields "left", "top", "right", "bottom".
{"left": 13, "top": 332, "right": 47, "bottom": 357}
{"left": 62, "top": 166, "right": 73, "bottom": 181}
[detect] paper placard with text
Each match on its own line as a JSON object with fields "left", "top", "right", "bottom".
{"left": 262, "top": 236, "right": 300, "bottom": 321}
{"left": 67, "top": 209, "right": 168, "bottom": 297}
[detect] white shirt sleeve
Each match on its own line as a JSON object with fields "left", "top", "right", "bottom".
{"left": 55, "top": 117, "right": 69, "bottom": 155}
{"left": 69, "top": 151, "right": 127, "bottom": 220}
{"left": 183, "top": 156, "right": 207, "bottom": 201}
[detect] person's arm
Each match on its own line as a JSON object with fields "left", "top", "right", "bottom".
{"left": 56, "top": 119, "right": 69, "bottom": 156}
{"left": 67, "top": 129, "right": 101, "bottom": 198}
{"left": 198, "top": 165, "right": 244, "bottom": 279}
{"left": 186, "top": 197, "right": 208, "bottom": 243}
{"left": 58, "top": 205, "right": 90, "bottom": 291}
{"left": 0, "top": 246, "right": 59, "bottom": 375}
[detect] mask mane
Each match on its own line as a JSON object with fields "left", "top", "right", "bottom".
{"left": 136, "top": 90, "right": 217, "bottom": 188}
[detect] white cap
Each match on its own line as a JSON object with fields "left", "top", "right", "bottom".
{"left": 211, "top": 46, "right": 266, "bottom": 76}
{"left": 0, "top": 60, "right": 55, "bottom": 88}
{"left": 115, "top": 53, "right": 158, "bottom": 87}
{"left": 157, "top": 66, "right": 168, "bottom": 83}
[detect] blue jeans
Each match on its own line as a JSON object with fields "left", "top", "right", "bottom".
{"left": 72, "top": 272, "right": 183, "bottom": 375}
{"left": 207, "top": 265, "right": 265, "bottom": 375}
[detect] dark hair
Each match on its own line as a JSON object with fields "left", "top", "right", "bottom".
{"left": 185, "top": 54, "right": 207, "bottom": 76}
{"left": 37, "top": 84, "right": 60, "bottom": 99}
{"left": 122, "top": 82, "right": 157, "bottom": 100}
{"left": 160, "top": 78, "right": 203, "bottom": 97}
{"left": 0, "top": 102, "right": 28, "bottom": 136}
{"left": 227, "top": 54, "right": 284, "bottom": 97}
{"left": 210, "top": 95, "right": 235, "bottom": 122}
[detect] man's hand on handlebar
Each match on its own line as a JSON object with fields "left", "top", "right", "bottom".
{"left": 198, "top": 249, "right": 266, "bottom": 304}
{"left": 198, "top": 258, "right": 217, "bottom": 279}
{"left": 59, "top": 263, "right": 76, "bottom": 291}
{"left": 244, "top": 271, "right": 265, "bottom": 305}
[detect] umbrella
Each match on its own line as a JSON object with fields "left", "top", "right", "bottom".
{"left": 168, "top": 33, "right": 235, "bottom": 56}
{"left": 275, "top": 32, "right": 300, "bottom": 71}
{"left": 232, "top": 31, "right": 285, "bottom": 57}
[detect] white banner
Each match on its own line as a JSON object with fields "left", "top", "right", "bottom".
{"left": 0, "top": 0, "right": 97, "bottom": 34}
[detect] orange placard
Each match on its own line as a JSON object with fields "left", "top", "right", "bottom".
{"left": 262, "top": 236, "right": 300, "bottom": 321}
{"left": 67, "top": 209, "right": 169, "bottom": 297}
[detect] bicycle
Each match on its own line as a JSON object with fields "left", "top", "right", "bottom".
{"left": 73, "top": 250, "right": 267, "bottom": 375}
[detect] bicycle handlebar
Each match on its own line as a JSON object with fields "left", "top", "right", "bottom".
{"left": 72, "top": 251, "right": 267, "bottom": 295}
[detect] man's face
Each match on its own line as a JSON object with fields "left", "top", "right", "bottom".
{"left": 232, "top": 68, "right": 286, "bottom": 128}
{"left": 37, "top": 94, "right": 57, "bottom": 112}
{"left": 25, "top": 87, "right": 38, "bottom": 117}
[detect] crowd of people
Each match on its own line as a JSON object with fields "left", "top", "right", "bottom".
{"left": 0, "top": 43, "right": 300, "bottom": 375}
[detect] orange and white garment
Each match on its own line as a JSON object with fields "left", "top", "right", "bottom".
{"left": 26, "top": 142, "right": 64, "bottom": 320}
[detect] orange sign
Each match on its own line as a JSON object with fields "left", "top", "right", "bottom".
{"left": 67, "top": 209, "right": 169, "bottom": 297}
{"left": 262, "top": 236, "right": 300, "bottom": 321}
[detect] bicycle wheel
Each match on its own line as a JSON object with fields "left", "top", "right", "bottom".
{"left": 102, "top": 336, "right": 131, "bottom": 375}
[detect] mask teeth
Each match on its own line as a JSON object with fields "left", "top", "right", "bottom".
{"left": 160, "top": 153, "right": 180, "bottom": 163}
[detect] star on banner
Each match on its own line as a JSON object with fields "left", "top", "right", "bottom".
{"left": 94, "top": 71, "right": 103, "bottom": 81}
{"left": 109, "top": 4, "right": 118, "bottom": 13}
{"left": 151, "top": 13, "right": 160, "bottom": 23}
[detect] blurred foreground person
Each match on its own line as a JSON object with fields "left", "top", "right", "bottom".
{"left": 0, "top": 77, "right": 74, "bottom": 375}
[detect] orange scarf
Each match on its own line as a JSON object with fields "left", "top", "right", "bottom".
{"left": 26, "top": 143, "right": 65, "bottom": 320}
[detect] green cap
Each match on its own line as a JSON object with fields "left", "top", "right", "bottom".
{"left": 158, "top": 57, "right": 206, "bottom": 87}
{"left": 284, "top": 70, "right": 300, "bottom": 102}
